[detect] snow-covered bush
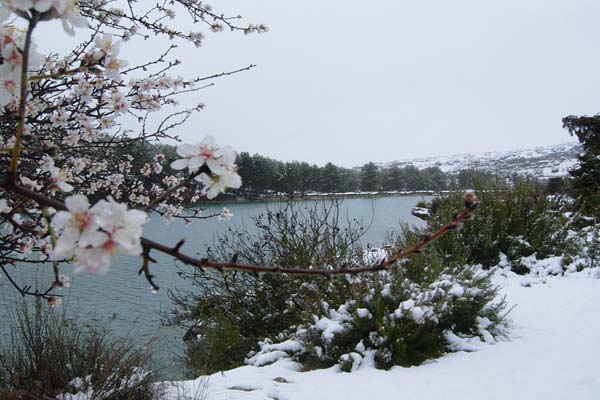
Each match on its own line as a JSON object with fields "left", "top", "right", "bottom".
{"left": 245, "top": 265, "right": 506, "bottom": 371}
{"left": 414, "top": 178, "right": 578, "bottom": 273}
{"left": 171, "top": 200, "right": 508, "bottom": 373}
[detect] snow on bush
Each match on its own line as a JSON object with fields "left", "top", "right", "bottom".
{"left": 245, "top": 265, "right": 508, "bottom": 372}
{"left": 495, "top": 212, "right": 600, "bottom": 278}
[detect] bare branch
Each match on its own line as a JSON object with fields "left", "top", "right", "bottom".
{"left": 1, "top": 177, "right": 477, "bottom": 280}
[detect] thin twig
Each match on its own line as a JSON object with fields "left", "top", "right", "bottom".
{"left": 0, "top": 264, "right": 57, "bottom": 299}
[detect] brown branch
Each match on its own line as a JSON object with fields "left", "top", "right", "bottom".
{"left": 9, "top": 14, "right": 39, "bottom": 177}
{"left": 1, "top": 146, "right": 56, "bottom": 154}
{"left": 140, "top": 205, "right": 475, "bottom": 277}
{"left": 194, "top": 64, "right": 256, "bottom": 83}
{"left": 29, "top": 66, "right": 87, "bottom": 81}
{"left": 0, "top": 178, "right": 477, "bottom": 280}
{"left": 139, "top": 245, "right": 159, "bottom": 291}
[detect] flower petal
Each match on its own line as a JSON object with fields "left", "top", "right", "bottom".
{"left": 188, "top": 156, "right": 205, "bottom": 172}
{"left": 170, "top": 158, "right": 189, "bottom": 170}
{"left": 65, "top": 195, "right": 90, "bottom": 213}
{"left": 176, "top": 143, "right": 199, "bottom": 157}
{"left": 207, "top": 158, "right": 226, "bottom": 176}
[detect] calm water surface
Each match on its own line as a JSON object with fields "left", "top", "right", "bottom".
{"left": 0, "top": 195, "right": 428, "bottom": 375}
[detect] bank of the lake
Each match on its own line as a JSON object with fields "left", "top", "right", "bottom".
{"left": 216, "top": 190, "right": 446, "bottom": 204}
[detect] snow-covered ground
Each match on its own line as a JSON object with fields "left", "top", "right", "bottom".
{"left": 164, "top": 270, "right": 600, "bottom": 400}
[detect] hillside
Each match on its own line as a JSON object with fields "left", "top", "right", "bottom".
{"left": 377, "top": 142, "right": 581, "bottom": 179}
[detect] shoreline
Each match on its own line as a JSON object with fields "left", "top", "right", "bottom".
{"left": 214, "top": 190, "right": 449, "bottom": 204}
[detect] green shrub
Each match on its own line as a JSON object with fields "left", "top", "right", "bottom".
{"left": 171, "top": 199, "right": 508, "bottom": 374}
{"left": 0, "top": 300, "right": 158, "bottom": 400}
{"left": 168, "top": 200, "right": 366, "bottom": 374}
{"left": 246, "top": 263, "right": 506, "bottom": 371}
{"left": 410, "top": 178, "right": 577, "bottom": 272}
{"left": 562, "top": 115, "right": 600, "bottom": 215}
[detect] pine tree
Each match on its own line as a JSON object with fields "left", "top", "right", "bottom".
{"left": 322, "top": 162, "right": 341, "bottom": 193}
{"left": 563, "top": 115, "right": 600, "bottom": 213}
{"left": 360, "top": 162, "right": 381, "bottom": 191}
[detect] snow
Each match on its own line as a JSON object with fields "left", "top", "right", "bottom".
{"left": 356, "top": 308, "right": 372, "bottom": 319}
{"left": 162, "top": 272, "right": 600, "bottom": 400}
{"left": 520, "top": 255, "right": 565, "bottom": 276}
{"left": 409, "top": 306, "right": 426, "bottom": 323}
{"left": 447, "top": 283, "right": 465, "bottom": 297}
{"left": 364, "top": 247, "right": 388, "bottom": 264}
{"left": 246, "top": 350, "right": 292, "bottom": 368}
{"left": 315, "top": 316, "right": 347, "bottom": 342}
{"left": 444, "top": 331, "right": 484, "bottom": 352}
{"left": 246, "top": 339, "right": 306, "bottom": 367}
{"left": 412, "top": 207, "right": 430, "bottom": 219}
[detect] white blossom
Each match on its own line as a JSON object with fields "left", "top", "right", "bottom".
{"left": 0, "top": 26, "right": 42, "bottom": 107}
{"left": 48, "top": 165, "right": 74, "bottom": 193}
{"left": 85, "top": 34, "right": 127, "bottom": 81}
{"left": 63, "top": 130, "right": 80, "bottom": 146}
{"left": 109, "top": 90, "right": 129, "bottom": 114}
{"left": 170, "top": 136, "right": 242, "bottom": 199}
{"left": 195, "top": 170, "right": 241, "bottom": 199}
{"left": 51, "top": 195, "right": 102, "bottom": 260}
{"left": 0, "top": 0, "right": 87, "bottom": 35}
{"left": 0, "top": 198, "right": 11, "bottom": 213}
{"left": 103, "top": 54, "right": 128, "bottom": 82}
{"left": 72, "top": 158, "right": 86, "bottom": 173}
{"left": 196, "top": 144, "right": 241, "bottom": 198}
{"left": 170, "top": 136, "right": 224, "bottom": 174}
{"left": 20, "top": 176, "right": 42, "bottom": 191}
{"left": 91, "top": 197, "right": 148, "bottom": 256}
{"left": 39, "top": 154, "right": 55, "bottom": 172}
{"left": 49, "top": 109, "right": 68, "bottom": 127}
{"left": 189, "top": 31, "right": 203, "bottom": 47}
{"left": 218, "top": 207, "right": 233, "bottom": 221}
{"left": 76, "top": 80, "right": 93, "bottom": 104}
{"left": 94, "top": 33, "right": 120, "bottom": 56}
{"left": 50, "top": 195, "right": 148, "bottom": 273}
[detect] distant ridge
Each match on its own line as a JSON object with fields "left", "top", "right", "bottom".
{"left": 373, "top": 142, "right": 581, "bottom": 179}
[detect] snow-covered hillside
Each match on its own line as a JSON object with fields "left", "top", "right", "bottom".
{"left": 164, "top": 270, "right": 600, "bottom": 400}
{"left": 378, "top": 142, "right": 581, "bottom": 179}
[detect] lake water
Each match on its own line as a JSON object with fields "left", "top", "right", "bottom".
{"left": 0, "top": 195, "right": 429, "bottom": 376}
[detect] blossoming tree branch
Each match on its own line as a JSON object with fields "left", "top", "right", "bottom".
{"left": 0, "top": 1, "right": 477, "bottom": 306}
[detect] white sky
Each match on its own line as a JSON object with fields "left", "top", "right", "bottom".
{"left": 37, "top": 0, "right": 599, "bottom": 167}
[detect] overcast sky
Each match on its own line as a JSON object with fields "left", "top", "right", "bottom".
{"left": 38, "top": 0, "right": 600, "bottom": 167}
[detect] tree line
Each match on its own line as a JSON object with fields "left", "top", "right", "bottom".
{"left": 120, "top": 142, "right": 498, "bottom": 197}
{"left": 236, "top": 153, "right": 494, "bottom": 195}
